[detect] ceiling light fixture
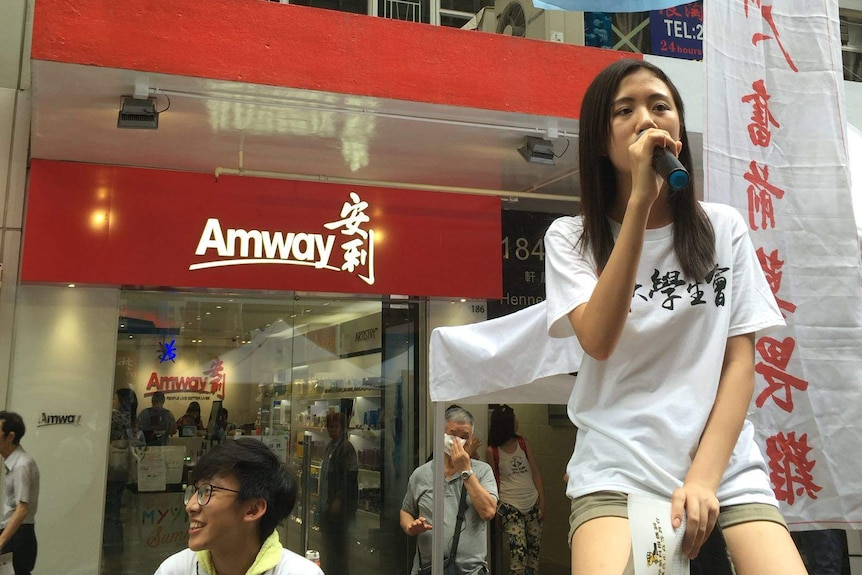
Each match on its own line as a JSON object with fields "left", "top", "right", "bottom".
{"left": 117, "top": 96, "right": 159, "bottom": 129}
{"left": 517, "top": 136, "right": 555, "bottom": 165}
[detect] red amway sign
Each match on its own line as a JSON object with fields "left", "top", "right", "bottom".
{"left": 22, "top": 160, "right": 502, "bottom": 298}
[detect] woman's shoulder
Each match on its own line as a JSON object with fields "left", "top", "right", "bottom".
{"left": 546, "top": 215, "right": 582, "bottom": 235}
{"left": 499, "top": 437, "right": 521, "bottom": 454}
{"left": 699, "top": 201, "right": 746, "bottom": 226}
{"left": 544, "top": 215, "right": 584, "bottom": 251}
{"left": 699, "top": 201, "right": 750, "bottom": 241}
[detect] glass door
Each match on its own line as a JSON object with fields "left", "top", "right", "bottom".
{"left": 103, "top": 290, "right": 421, "bottom": 575}
{"left": 283, "top": 297, "right": 421, "bottom": 575}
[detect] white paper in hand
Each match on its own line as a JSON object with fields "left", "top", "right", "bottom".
{"left": 627, "top": 493, "right": 690, "bottom": 575}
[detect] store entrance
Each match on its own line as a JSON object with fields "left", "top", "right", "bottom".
{"left": 103, "top": 290, "right": 419, "bottom": 575}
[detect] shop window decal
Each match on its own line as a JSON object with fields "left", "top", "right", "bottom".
{"left": 158, "top": 339, "right": 177, "bottom": 363}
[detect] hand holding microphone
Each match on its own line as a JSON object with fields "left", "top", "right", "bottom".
{"left": 637, "top": 129, "right": 690, "bottom": 192}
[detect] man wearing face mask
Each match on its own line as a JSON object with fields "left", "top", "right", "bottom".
{"left": 400, "top": 405, "right": 498, "bottom": 575}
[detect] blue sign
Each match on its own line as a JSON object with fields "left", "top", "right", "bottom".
{"left": 159, "top": 339, "right": 177, "bottom": 363}
{"left": 649, "top": 2, "right": 703, "bottom": 61}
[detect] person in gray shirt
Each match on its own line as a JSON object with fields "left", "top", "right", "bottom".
{"left": 400, "top": 406, "right": 498, "bottom": 575}
{"left": 137, "top": 391, "right": 177, "bottom": 446}
{"left": 0, "top": 411, "right": 40, "bottom": 575}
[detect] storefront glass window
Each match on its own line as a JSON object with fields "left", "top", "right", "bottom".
{"left": 102, "top": 290, "right": 419, "bottom": 575}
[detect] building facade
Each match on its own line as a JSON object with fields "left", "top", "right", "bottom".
{"left": 2, "top": 0, "right": 862, "bottom": 574}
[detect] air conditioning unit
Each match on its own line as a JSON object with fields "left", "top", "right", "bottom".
{"left": 462, "top": 0, "right": 584, "bottom": 45}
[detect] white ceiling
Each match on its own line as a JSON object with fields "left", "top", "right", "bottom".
{"left": 30, "top": 59, "right": 591, "bottom": 213}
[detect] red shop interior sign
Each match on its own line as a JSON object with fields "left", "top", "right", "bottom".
{"left": 22, "top": 160, "right": 502, "bottom": 299}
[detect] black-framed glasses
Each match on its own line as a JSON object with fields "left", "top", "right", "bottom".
{"left": 183, "top": 483, "right": 240, "bottom": 506}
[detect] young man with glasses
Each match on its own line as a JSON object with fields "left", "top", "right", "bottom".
{"left": 155, "top": 438, "right": 323, "bottom": 575}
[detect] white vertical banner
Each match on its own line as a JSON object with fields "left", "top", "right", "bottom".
{"left": 706, "top": 0, "right": 862, "bottom": 527}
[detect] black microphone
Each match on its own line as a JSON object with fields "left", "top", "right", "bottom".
{"left": 653, "top": 147, "right": 690, "bottom": 191}
{"left": 637, "top": 130, "right": 690, "bottom": 191}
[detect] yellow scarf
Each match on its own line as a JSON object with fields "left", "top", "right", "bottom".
{"left": 195, "top": 530, "right": 283, "bottom": 575}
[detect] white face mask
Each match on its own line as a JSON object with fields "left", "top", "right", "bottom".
{"left": 443, "top": 434, "right": 466, "bottom": 456}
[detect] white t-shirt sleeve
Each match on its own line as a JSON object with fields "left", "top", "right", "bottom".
{"left": 544, "top": 216, "right": 599, "bottom": 338}
{"left": 723, "top": 206, "right": 786, "bottom": 337}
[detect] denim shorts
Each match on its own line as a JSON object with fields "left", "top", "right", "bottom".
{"left": 567, "top": 490, "right": 787, "bottom": 546}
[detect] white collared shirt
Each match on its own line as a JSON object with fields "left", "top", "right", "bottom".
{"left": 2, "top": 446, "right": 40, "bottom": 527}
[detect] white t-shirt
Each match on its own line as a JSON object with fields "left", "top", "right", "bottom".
{"left": 497, "top": 442, "right": 539, "bottom": 512}
{"left": 154, "top": 548, "right": 324, "bottom": 575}
{"left": 544, "top": 202, "right": 785, "bottom": 507}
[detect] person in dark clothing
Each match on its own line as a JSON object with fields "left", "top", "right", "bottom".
{"left": 104, "top": 388, "right": 143, "bottom": 565}
{"left": 319, "top": 412, "right": 358, "bottom": 575}
{"left": 176, "top": 401, "right": 206, "bottom": 436}
{"left": 137, "top": 391, "right": 177, "bottom": 446}
{"left": 212, "top": 408, "right": 237, "bottom": 442}
{"left": 792, "top": 530, "right": 851, "bottom": 575}
{"left": 690, "top": 528, "right": 735, "bottom": 575}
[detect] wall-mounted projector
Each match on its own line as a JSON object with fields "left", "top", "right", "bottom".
{"left": 117, "top": 96, "right": 159, "bottom": 130}
{"left": 517, "top": 136, "right": 555, "bottom": 165}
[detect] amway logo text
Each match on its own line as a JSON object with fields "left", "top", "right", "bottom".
{"left": 189, "top": 219, "right": 338, "bottom": 272}
{"left": 38, "top": 413, "right": 81, "bottom": 427}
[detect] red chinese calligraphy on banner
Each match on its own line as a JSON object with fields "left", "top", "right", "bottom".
{"left": 765, "top": 431, "right": 822, "bottom": 505}
{"left": 741, "top": 79, "right": 780, "bottom": 147}
{"left": 754, "top": 336, "right": 808, "bottom": 412}
{"left": 742, "top": 0, "right": 799, "bottom": 72}
{"left": 744, "top": 161, "right": 785, "bottom": 231}
{"left": 708, "top": 0, "right": 862, "bottom": 526}
{"left": 756, "top": 248, "right": 797, "bottom": 316}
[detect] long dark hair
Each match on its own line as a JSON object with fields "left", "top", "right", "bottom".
{"left": 116, "top": 388, "right": 139, "bottom": 423}
{"left": 488, "top": 404, "right": 519, "bottom": 448}
{"left": 577, "top": 58, "right": 715, "bottom": 281}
